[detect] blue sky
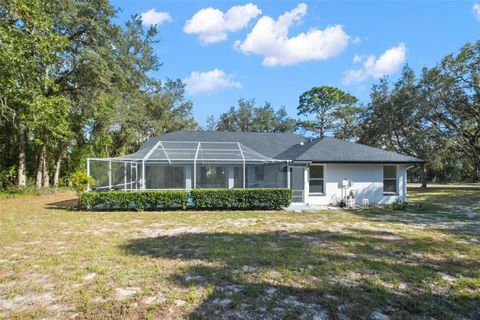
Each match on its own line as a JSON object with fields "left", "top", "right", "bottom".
{"left": 111, "top": 1, "right": 480, "bottom": 127}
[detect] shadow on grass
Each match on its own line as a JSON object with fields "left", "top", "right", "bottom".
{"left": 408, "top": 187, "right": 480, "bottom": 207}
{"left": 45, "top": 198, "right": 78, "bottom": 210}
{"left": 120, "top": 229, "right": 479, "bottom": 319}
{"left": 341, "top": 188, "right": 480, "bottom": 244}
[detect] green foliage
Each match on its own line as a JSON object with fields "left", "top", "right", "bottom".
{"left": 81, "top": 190, "right": 190, "bottom": 211}
{"left": 359, "top": 66, "right": 446, "bottom": 186}
{"left": 79, "top": 188, "right": 292, "bottom": 211}
{"left": 212, "top": 98, "right": 296, "bottom": 132}
{"left": 0, "top": 165, "right": 17, "bottom": 189}
{"left": 70, "top": 171, "right": 95, "bottom": 206}
{"left": 297, "top": 86, "right": 360, "bottom": 139}
{"left": 390, "top": 199, "right": 408, "bottom": 211}
{"left": 0, "top": 0, "right": 198, "bottom": 191}
{"left": 420, "top": 41, "right": 480, "bottom": 182}
{"left": 190, "top": 188, "right": 292, "bottom": 210}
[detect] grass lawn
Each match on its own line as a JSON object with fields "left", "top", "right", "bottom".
{"left": 0, "top": 187, "right": 479, "bottom": 319}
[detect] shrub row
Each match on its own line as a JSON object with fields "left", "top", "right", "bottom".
{"left": 80, "top": 188, "right": 292, "bottom": 211}
{"left": 191, "top": 188, "right": 292, "bottom": 210}
{"left": 81, "top": 190, "right": 190, "bottom": 210}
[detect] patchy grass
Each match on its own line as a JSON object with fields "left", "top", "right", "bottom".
{"left": 0, "top": 186, "right": 71, "bottom": 200}
{"left": 0, "top": 187, "right": 479, "bottom": 319}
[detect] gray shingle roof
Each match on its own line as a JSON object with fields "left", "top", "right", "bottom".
{"left": 278, "top": 137, "right": 424, "bottom": 163}
{"left": 123, "top": 131, "right": 423, "bottom": 163}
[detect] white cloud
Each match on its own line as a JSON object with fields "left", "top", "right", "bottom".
{"left": 473, "top": 3, "right": 480, "bottom": 20}
{"left": 352, "top": 54, "right": 362, "bottom": 63}
{"left": 235, "top": 3, "right": 350, "bottom": 66}
{"left": 140, "top": 8, "right": 172, "bottom": 26}
{"left": 183, "top": 69, "right": 242, "bottom": 95}
{"left": 184, "top": 3, "right": 261, "bottom": 44}
{"left": 343, "top": 43, "right": 407, "bottom": 85}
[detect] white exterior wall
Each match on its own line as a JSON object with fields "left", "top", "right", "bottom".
{"left": 305, "top": 163, "right": 407, "bottom": 205}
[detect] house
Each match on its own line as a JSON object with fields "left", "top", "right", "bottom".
{"left": 87, "top": 131, "right": 424, "bottom": 206}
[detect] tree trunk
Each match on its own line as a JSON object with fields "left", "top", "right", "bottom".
{"left": 35, "top": 152, "right": 43, "bottom": 188}
{"left": 35, "top": 146, "right": 46, "bottom": 188}
{"left": 42, "top": 150, "right": 49, "bottom": 188}
{"left": 473, "top": 162, "right": 479, "bottom": 183}
{"left": 53, "top": 149, "right": 64, "bottom": 188}
{"left": 420, "top": 164, "right": 427, "bottom": 188}
{"left": 17, "top": 123, "right": 27, "bottom": 187}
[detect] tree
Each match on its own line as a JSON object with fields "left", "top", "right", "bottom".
{"left": 0, "top": 0, "right": 71, "bottom": 187}
{"left": 205, "top": 115, "right": 217, "bottom": 131}
{"left": 332, "top": 105, "right": 364, "bottom": 140}
{"left": 214, "top": 99, "right": 296, "bottom": 132}
{"left": 0, "top": 0, "right": 198, "bottom": 190}
{"left": 420, "top": 41, "right": 480, "bottom": 182}
{"left": 297, "top": 86, "right": 359, "bottom": 138}
{"left": 119, "top": 79, "right": 198, "bottom": 153}
{"left": 359, "top": 66, "right": 447, "bottom": 187}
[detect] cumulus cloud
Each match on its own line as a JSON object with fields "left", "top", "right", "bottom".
{"left": 343, "top": 43, "right": 407, "bottom": 85}
{"left": 183, "top": 69, "right": 242, "bottom": 95}
{"left": 140, "top": 8, "right": 172, "bottom": 26}
{"left": 473, "top": 3, "right": 480, "bottom": 20}
{"left": 234, "top": 3, "right": 350, "bottom": 66}
{"left": 184, "top": 3, "right": 261, "bottom": 44}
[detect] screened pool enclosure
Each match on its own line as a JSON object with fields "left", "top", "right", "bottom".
{"left": 87, "top": 141, "right": 288, "bottom": 191}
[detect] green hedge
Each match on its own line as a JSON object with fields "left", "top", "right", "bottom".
{"left": 191, "top": 188, "right": 292, "bottom": 210}
{"left": 81, "top": 190, "right": 189, "bottom": 211}
{"left": 80, "top": 188, "right": 292, "bottom": 211}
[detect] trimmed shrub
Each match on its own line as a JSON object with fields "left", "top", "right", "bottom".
{"left": 81, "top": 190, "right": 189, "bottom": 211}
{"left": 80, "top": 188, "right": 292, "bottom": 211}
{"left": 191, "top": 188, "right": 292, "bottom": 210}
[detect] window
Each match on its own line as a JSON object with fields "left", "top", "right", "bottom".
{"left": 383, "top": 165, "right": 397, "bottom": 194}
{"left": 197, "top": 166, "right": 227, "bottom": 188}
{"left": 309, "top": 165, "right": 324, "bottom": 194}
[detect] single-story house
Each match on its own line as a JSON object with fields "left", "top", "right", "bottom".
{"left": 87, "top": 131, "right": 424, "bottom": 206}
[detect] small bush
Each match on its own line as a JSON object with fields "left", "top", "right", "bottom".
{"left": 71, "top": 171, "right": 95, "bottom": 208}
{"left": 191, "top": 188, "right": 292, "bottom": 210}
{"left": 391, "top": 199, "right": 408, "bottom": 211}
{"left": 81, "top": 190, "right": 190, "bottom": 211}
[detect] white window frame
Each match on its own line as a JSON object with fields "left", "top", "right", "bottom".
{"left": 309, "top": 164, "right": 325, "bottom": 195}
{"left": 383, "top": 165, "right": 398, "bottom": 195}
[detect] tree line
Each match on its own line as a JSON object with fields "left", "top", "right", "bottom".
{"left": 0, "top": 0, "right": 197, "bottom": 189}
{"left": 208, "top": 42, "right": 480, "bottom": 184}
{"left": 1, "top": 0, "right": 478, "bottom": 189}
